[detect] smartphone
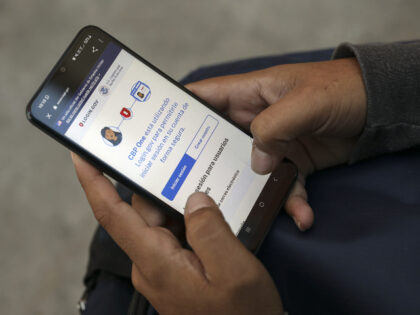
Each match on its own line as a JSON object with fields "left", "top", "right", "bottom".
{"left": 26, "top": 26, "right": 297, "bottom": 252}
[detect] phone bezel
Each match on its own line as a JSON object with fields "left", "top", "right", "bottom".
{"left": 26, "top": 25, "right": 297, "bottom": 252}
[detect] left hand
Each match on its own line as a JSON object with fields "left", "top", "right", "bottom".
{"left": 186, "top": 59, "right": 367, "bottom": 231}
{"left": 72, "top": 153, "right": 283, "bottom": 315}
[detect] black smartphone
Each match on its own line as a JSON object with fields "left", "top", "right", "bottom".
{"left": 26, "top": 26, "right": 297, "bottom": 252}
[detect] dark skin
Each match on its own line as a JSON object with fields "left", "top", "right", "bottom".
{"left": 72, "top": 57, "right": 366, "bottom": 314}
{"left": 187, "top": 57, "right": 366, "bottom": 230}
{"left": 72, "top": 156, "right": 283, "bottom": 315}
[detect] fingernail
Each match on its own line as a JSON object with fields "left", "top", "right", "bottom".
{"left": 251, "top": 146, "right": 273, "bottom": 174}
{"left": 71, "top": 152, "right": 80, "bottom": 164}
{"left": 292, "top": 216, "right": 305, "bottom": 232}
{"left": 185, "top": 192, "right": 214, "bottom": 215}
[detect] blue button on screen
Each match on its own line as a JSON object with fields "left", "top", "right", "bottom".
{"left": 161, "top": 115, "right": 218, "bottom": 201}
{"left": 161, "top": 154, "right": 196, "bottom": 201}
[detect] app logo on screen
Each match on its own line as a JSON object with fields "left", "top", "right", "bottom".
{"left": 99, "top": 85, "right": 110, "bottom": 96}
{"left": 101, "top": 81, "right": 150, "bottom": 147}
{"left": 130, "top": 81, "right": 151, "bottom": 102}
{"left": 101, "top": 126, "right": 123, "bottom": 147}
{"left": 120, "top": 107, "right": 132, "bottom": 120}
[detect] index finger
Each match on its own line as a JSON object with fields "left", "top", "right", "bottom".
{"left": 185, "top": 71, "right": 266, "bottom": 111}
{"left": 70, "top": 152, "right": 181, "bottom": 263}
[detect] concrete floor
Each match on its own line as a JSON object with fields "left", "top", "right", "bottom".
{"left": 0, "top": 0, "right": 419, "bottom": 314}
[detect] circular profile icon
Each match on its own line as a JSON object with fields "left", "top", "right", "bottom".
{"left": 101, "top": 126, "right": 123, "bottom": 147}
{"left": 99, "top": 85, "right": 110, "bottom": 96}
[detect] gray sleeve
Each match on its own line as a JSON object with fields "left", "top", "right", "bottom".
{"left": 332, "top": 41, "right": 420, "bottom": 163}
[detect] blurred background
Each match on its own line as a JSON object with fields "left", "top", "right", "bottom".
{"left": 0, "top": 0, "right": 419, "bottom": 314}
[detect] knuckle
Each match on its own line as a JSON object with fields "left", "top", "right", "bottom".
{"left": 92, "top": 205, "right": 112, "bottom": 229}
{"left": 149, "top": 226, "right": 176, "bottom": 248}
{"left": 250, "top": 114, "right": 275, "bottom": 145}
{"left": 92, "top": 200, "right": 122, "bottom": 231}
{"left": 131, "top": 268, "right": 143, "bottom": 291}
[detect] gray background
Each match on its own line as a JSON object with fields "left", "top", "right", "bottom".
{"left": 0, "top": 0, "right": 419, "bottom": 314}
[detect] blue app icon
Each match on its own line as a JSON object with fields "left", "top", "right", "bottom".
{"left": 131, "top": 81, "right": 151, "bottom": 102}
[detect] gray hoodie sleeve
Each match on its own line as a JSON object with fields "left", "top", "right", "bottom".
{"left": 332, "top": 41, "right": 420, "bottom": 163}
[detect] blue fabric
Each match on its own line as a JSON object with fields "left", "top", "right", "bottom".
{"left": 184, "top": 48, "right": 420, "bottom": 314}
{"left": 84, "top": 48, "right": 420, "bottom": 314}
{"left": 258, "top": 149, "right": 420, "bottom": 314}
{"left": 180, "top": 49, "right": 334, "bottom": 83}
{"left": 81, "top": 273, "right": 134, "bottom": 315}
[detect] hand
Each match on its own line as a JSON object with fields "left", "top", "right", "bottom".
{"left": 72, "top": 153, "right": 283, "bottom": 315}
{"left": 187, "top": 58, "right": 367, "bottom": 231}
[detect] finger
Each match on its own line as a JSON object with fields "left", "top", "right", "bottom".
{"left": 185, "top": 77, "right": 231, "bottom": 111}
{"left": 185, "top": 72, "right": 266, "bottom": 112}
{"left": 184, "top": 192, "right": 253, "bottom": 281}
{"left": 250, "top": 89, "right": 326, "bottom": 174}
{"left": 71, "top": 152, "right": 181, "bottom": 263}
{"left": 71, "top": 153, "right": 208, "bottom": 294}
{"left": 132, "top": 194, "right": 166, "bottom": 227}
{"left": 284, "top": 176, "right": 314, "bottom": 231}
{"left": 132, "top": 194, "right": 186, "bottom": 240}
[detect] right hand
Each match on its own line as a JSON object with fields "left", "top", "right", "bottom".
{"left": 187, "top": 58, "right": 367, "bottom": 231}
{"left": 72, "top": 153, "right": 283, "bottom": 315}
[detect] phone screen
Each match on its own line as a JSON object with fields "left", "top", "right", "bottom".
{"left": 30, "top": 31, "right": 271, "bottom": 235}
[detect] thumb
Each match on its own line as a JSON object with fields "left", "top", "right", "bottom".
{"left": 184, "top": 192, "right": 251, "bottom": 280}
{"left": 250, "top": 89, "right": 324, "bottom": 174}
